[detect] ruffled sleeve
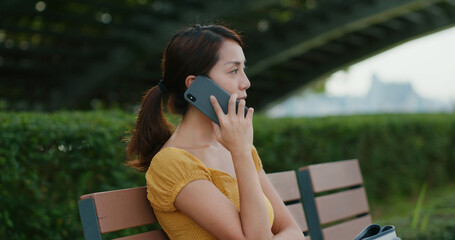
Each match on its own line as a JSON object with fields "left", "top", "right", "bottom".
{"left": 146, "top": 148, "right": 212, "bottom": 212}
{"left": 251, "top": 146, "right": 263, "bottom": 173}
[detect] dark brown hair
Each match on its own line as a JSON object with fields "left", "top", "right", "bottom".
{"left": 126, "top": 24, "right": 243, "bottom": 172}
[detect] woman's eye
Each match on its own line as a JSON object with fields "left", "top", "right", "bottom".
{"left": 231, "top": 66, "right": 247, "bottom": 74}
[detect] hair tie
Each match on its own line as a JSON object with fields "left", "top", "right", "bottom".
{"left": 158, "top": 80, "right": 169, "bottom": 93}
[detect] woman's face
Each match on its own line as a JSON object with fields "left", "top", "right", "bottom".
{"left": 207, "top": 39, "right": 250, "bottom": 101}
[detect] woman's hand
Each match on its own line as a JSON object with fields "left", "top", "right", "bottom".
{"left": 210, "top": 93, "right": 254, "bottom": 155}
{"left": 208, "top": 93, "right": 272, "bottom": 240}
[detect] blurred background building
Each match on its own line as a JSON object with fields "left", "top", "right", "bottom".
{"left": 267, "top": 74, "right": 453, "bottom": 117}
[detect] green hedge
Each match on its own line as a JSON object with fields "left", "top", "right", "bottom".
{"left": 253, "top": 114, "right": 455, "bottom": 203}
{"left": 1, "top": 111, "right": 454, "bottom": 239}
{"left": 0, "top": 111, "right": 140, "bottom": 239}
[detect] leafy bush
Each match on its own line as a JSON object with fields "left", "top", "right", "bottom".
{"left": 0, "top": 111, "right": 139, "bottom": 239}
{"left": 253, "top": 114, "right": 455, "bottom": 203}
{"left": 0, "top": 111, "right": 454, "bottom": 239}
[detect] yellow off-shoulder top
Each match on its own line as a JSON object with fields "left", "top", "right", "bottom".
{"left": 146, "top": 146, "right": 274, "bottom": 240}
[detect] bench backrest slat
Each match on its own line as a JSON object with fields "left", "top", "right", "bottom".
{"left": 81, "top": 186, "right": 156, "bottom": 234}
{"left": 305, "top": 159, "right": 363, "bottom": 193}
{"left": 315, "top": 187, "right": 369, "bottom": 224}
{"left": 267, "top": 170, "right": 301, "bottom": 202}
{"left": 286, "top": 203, "right": 308, "bottom": 232}
{"left": 79, "top": 186, "right": 167, "bottom": 240}
{"left": 322, "top": 215, "right": 372, "bottom": 240}
{"left": 267, "top": 170, "right": 308, "bottom": 233}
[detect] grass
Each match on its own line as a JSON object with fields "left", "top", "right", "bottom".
{"left": 371, "top": 183, "right": 455, "bottom": 239}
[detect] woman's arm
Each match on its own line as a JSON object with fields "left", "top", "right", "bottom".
{"left": 213, "top": 94, "right": 272, "bottom": 239}
{"left": 258, "top": 169, "right": 306, "bottom": 239}
{"left": 175, "top": 95, "right": 272, "bottom": 240}
{"left": 175, "top": 178, "right": 272, "bottom": 240}
{"left": 230, "top": 150, "right": 272, "bottom": 239}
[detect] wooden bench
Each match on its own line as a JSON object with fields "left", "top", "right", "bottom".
{"left": 78, "top": 171, "right": 310, "bottom": 240}
{"left": 78, "top": 186, "right": 168, "bottom": 240}
{"left": 297, "top": 159, "right": 372, "bottom": 240}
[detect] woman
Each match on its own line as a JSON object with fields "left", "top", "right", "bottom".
{"left": 126, "top": 24, "right": 305, "bottom": 240}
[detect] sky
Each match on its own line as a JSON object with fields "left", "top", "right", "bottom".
{"left": 325, "top": 26, "right": 455, "bottom": 103}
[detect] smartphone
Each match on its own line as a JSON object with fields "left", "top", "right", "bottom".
{"left": 184, "top": 75, "right": 248, "bottom": 125}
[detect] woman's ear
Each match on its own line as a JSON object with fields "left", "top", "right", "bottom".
{"left": 185, "top": 75, "right": 197, "bottom": 88}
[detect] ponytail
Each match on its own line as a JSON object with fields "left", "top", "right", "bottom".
{"left": 126, "top": 86, "right": 173, "bottom": 172}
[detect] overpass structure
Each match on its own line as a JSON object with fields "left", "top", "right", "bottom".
{"left": 246, "top": 0, "right": 455, "bottom": 109}
{"left": 1, "top": 0, "right": 454, "bottom": 110}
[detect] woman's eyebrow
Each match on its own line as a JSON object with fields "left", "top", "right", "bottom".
{"left": 224, "top": 60, "right": 247, "bottom": 66}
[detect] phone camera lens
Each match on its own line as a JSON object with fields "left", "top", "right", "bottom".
{"left": 187, "top": 94, "right": 196, "bottom": 102}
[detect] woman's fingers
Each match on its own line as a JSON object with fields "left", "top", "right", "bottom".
{"left": 212, "top": 121, "right": 222, "bottom": 140}
{"left": 209, "top": 93, "right": 254, "bottom": 153}
{"left": 228, "top": 93, "right": 237, "bottom": 116}
{"left": 210, "top": 95, "right": 225, "bottom": 120}
{"left": 237, "top": 99, "right": 246, "bottom": 117}
{"left": 246, "top": 107, "right": 254, "bottom": 122}
{"left": 210, "top": 93, "right": 251, "bottom": 128}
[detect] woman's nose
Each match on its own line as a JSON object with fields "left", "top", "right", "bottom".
{"left": 240, "top": 73, "right": 251, "bottom": 90}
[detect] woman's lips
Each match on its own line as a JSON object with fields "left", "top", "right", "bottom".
{"left": 237, "top": 96, "right": 247, "bottom": 100}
